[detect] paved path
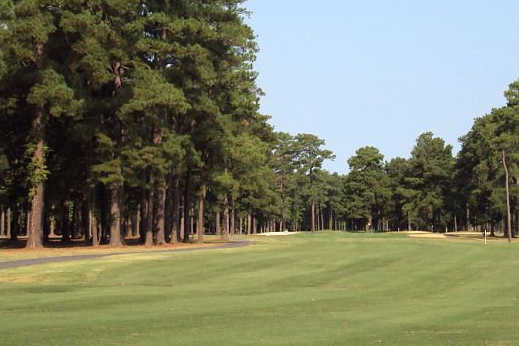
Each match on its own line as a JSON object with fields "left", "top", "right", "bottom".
{"left": 0, "top": 240, "right": 250, "bottom": 271}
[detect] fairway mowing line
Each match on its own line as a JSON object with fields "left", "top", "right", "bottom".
{"left": 0, "top": 240, "right": 251, "bottom": 271}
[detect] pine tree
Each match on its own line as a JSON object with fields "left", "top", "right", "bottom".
{"left": 344, "top": 146, "right": 389, "bottom": 231}
{"left": 1, "top": 1, "right": 82, "bottom": 248}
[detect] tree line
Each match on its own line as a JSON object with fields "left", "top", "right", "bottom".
{"left": 267, "top": 83, "right": 518, "bottom": 241}
{"left": 0, "top": 1, "right": 517, "bottom": 248}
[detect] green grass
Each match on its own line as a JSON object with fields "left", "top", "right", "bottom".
{"left": 0, "top": 232, "right": 517, "bottom": 346}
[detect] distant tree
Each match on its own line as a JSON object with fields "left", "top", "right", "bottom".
{"left": 407, "top": 133, "right": 455, "bottom": 231}
{"left": 344, "top": 146, "right": 389, "bottom": 231}
{"left": 293, "top": 134, "right": 335, "bottom": 231}
{"left": 386, "top": 157, "right": 416, "bottom": 230}
{"left": 272, "top": 132, "right": 297, "bottom": 230}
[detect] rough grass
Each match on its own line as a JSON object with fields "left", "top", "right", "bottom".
{"left": 0, "top": 232, "right": 517, "bottom": 346}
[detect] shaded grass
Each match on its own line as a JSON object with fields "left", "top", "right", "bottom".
{"left": 0, "top": 232, "right": 517, "bottom": 345}
{"left": 0, "top": 235, "right": 225, "bottom": 262}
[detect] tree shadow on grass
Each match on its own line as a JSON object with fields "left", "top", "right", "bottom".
{"left": 0, "top": 236, "right": 144, "bottom": 249}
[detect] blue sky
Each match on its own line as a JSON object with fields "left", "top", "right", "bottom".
{"left": 245, "top": 1, "right": 519, "bottom": 173}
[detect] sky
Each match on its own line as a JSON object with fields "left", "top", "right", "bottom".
{"left": 245, "top": 1, "right": 519, "bottom": 173}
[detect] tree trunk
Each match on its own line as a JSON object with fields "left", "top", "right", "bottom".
{"left": 91, "top": 208, "right": 99, "bottom": 247}
{"left": 131, "top": 210, "right": 138, "bottom": 239}
{"left": 247, "top": 213, "right": 251, "bottom": 235}
{"left": 89, "top": 189, "right": 98, "bottom": 245}
{"left": 183, "top": 172, "right": 191, "bottom": 243}
{"left": 222, "top": 195, "right": 229, "bottom": 240}
{"left": 319, "top": 205, "right": 324, "bottom": 231}
{"left": 502, "top": 150, "right": 512, "bottom": 243}
{"left": 164, "top": 180, "right": 172, "bottom": 240}
{"left": 123, "top": 209, "right": 130, "bottom": 240}
{"left": 196, "top": 185, "right": 206, "bottom": 243}
{"left": 109, "top": 186, "right": 123, "bottom": 247}
{"left": 26, "top": 117, "right": 45, "bottom": 248}
{"left": 316, "top": 206, "right": 319, "bottom": 231}
{"left": 170, "top": 177, "right": 180, "bottom": 244}
{"left": 215, "top": 211, "right": 221, "bottom": 236}
{"left": 454, "top": 214, "right": 458, "bottom": 232}
{"left": 252, "top": 215, "right": 257, "bottom": 234}
{"left": 180, "top": 204, "right": 185, "bottom": 241}
{"left": 144, "top": 187, "right": 154, "bottom": 246}
{"left": 26, "top": 40, "right": 45, "bottom": 248}
{"left": 317, "top": 206, "right": 321, "bottom": 231}
{"left": 136, "top": 208, "right": 141, "bottom": 238}
{"left": 311, "top": 200, "right": 315, "bottom": 232}
{"left": 239, "top": 217, "right": 243, "bottom": 235}
{"left": 155, "top": 182, "right": 167, "bottom": 245}
{"left": 0, "top": 207, "right": 4, "bottom": 237}
{"left": 224, "top": 202, "right": 230, "bottom": 237}
{"left": 230, "top": 206, "right": 235, "bottom": 236}
{"left": 190, "top": 212, "right": 194, "bottom": 237}
{"left": 49, "top": 215, "right": 56, "bottom": 238}
{"left": 139, "top": 191, "right": 148, "bottom": 244}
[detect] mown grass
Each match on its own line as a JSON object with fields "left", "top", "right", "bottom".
{"left": 0, "top": 232, "right": 517, "bottom": 345}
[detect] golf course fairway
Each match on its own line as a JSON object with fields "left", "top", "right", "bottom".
{"left": 0, "top": 232, "right": 517, "bottom": 345}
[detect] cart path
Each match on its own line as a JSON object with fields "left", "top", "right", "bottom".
{"left": 0, "top": 240, "right": 250, "bottom": 271}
